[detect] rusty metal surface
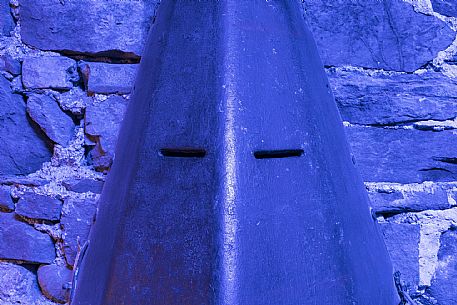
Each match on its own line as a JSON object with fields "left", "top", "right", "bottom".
{"left": 71, "top": 1, "right": 400, "bottom": 304}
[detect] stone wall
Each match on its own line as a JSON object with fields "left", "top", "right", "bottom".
{"left": 0, "top": 0, "right": 456, "bottom": 304}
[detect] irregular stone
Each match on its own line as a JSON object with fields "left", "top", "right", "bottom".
{"left": 381, "top": 223, "right": 420, "bottom": 291}
{"left": 82, "top": 62, "right": 138, "bottom": 94}
{"left": 56, "top": 87, "right": 92, "bottom": 116}
{"left": 329, "top": 69, "right": 457, "bottom": 125}
{"left": 346, "top": 127, "right": 457, "bottom": 183}
{"left": 63, "top": 178, "right": 104, "bottom": 194}
{"left": 20, "top": 0, "right": 160, "bottom": 58}
{"left": 22, "top": 56, "right": 78, "bottom": 90}
{"left": 369, "top": 187, "right": 450, "bottom": 214}
{"left": 0, "top": 0, "right": 14, "bottom": 36}
{"left": 26, "top": 94, "right": 75, "bottom": 145}
{"left": 427, "top": 228, "right": 457, "bottom": 304}
{"left": 61, "top": 198, "right": 97, "bottom": 266}
{"left": 85, "top": 96, "right": 128, "bottom": 172}
{"left": 303, "top": 0, "right": 454, "bottom": 72}
{"left": 37, "top": 264, "right": 72, "bottom": 304}
{"left": 0, "top": 262, "right": 54, "bottom": 304}
{"left": 0, "top": 187, "right": 14, "bottom": 211}
{"left": 0, "top": 75, "right": 52, "bottom": 175}
{"left": 16, "top": 193, "right": 62, "bottom": 221}
{"left": 431, "top": 0, "right": 457, "bottom": 17}
{"left": 0, "top": 54, "right": 21, "bottom": 75}
{"left": 0, "top": 212, "right": 55, "bottom": 263}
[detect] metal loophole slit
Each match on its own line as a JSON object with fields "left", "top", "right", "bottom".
{"left": 254, "top": 149, "right": 304, "bottom": 159}
{"left": 159, "top": 148, "right": 206, "bottom": 158}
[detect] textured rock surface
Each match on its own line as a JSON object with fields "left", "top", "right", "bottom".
{"left": 303, "top": 0, "right": 454, "bottom": 72}
{"left": 0, "top": 187, "right": 14, "bottom": 211}
{"left": 431, "top": 0, "right": 457, "bottom": 17}
{"left": 428, "top": 228, "right": 457, "bottom": 304}
{"left": 0, "top": 262, "right": 54, "bottom": 304}
{"left": 329, "top": 69, "right": 457, "bottom": 125}
{"left": 57, "top": 88, "right": 91, "bottom": 116}
{"left": 16, "top": 193, "right": 62, "bottom": 221}
{"left": 0, "top": 54, "right": 21, "bottom": 76}
{"left": 61, "top": 198, "right": 97, "bottom": 266}
{"left": 369, "top": 187, "right": 450, "bottom": 214}
{"left": 347, "top": 127, "right": 457, "bottom": 183}
{"left": 37, "top": 264, "right": 72, "bottom": 304}
{"left": 26, "top": 94, "right": 75, "bottom": 145}
{"left": 0, "top": 75, "right": 52, "bottom": 175}
{"left": 22, "top": 57, "right": 78, "bottom": 90}
{"left": 20, "top": 0, "right": 159, "bottom": 58}
{"left": 381, "top": 223, "right": 421, "bottom": 290}
{"left": 0, "top": 212, "right": 55, "bottom": 263}
{"left": 82, "top": 62, "right": 138, "bottom": 94}
{"left": 85, "top": 96, "right": 128, "bottom": 172}
{"left": 63, "top": 178, "right": 104, "bottom": 194}
{"left": 0, "top": 0, "right": 14, "bottom": 36}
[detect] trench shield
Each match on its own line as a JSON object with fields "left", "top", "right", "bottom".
{"left": 71, "top": 1, "right": 400, "bottom": 304}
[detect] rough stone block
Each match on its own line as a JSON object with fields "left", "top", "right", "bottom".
{"left": 381, "top": 222, "right": 420, "bottom": 290}
{"left": 26, "top": 94, "right": 75, "bottom": 146}
{"left": 16, "top": 193, "right": 62, "bottom": 222}
{"left": 369, "top": 187, "right": 450, "bottom": 214}
{"left": 0, "top": 0, "right": 14, "bottom": 36}
{"left": 82, "top": 62, "right": 138, "bottom": 94}
{"left": 427, "top": 228, "right": 457, "bottom": 304}
{"left": 0, "top": 187, "right": 14, "bottom": 211}
{"left": 0, "top": 262, "right": 54, "bottom": 304}
{"left": 431, "top": 0, "right": 457, "bottom": 17}
{"left": 0, "top": 212, "right": 55, "bottom": 264}
{"left": 22, "top": 57, "right": 77, "bottom": 90}
{"left": 0, "top": 54, "right": 21, "bottom": 76}
{"left": 62, "top": 178, "right": 104, "bottom": 194}
{"left": 347, "top": 127, "right": 457, "bottom": 183}
{"left": 20, "top": 0, "right": 159, "bottom": 58}
{"left": 61, "top": 198, "right": 97, "bottom": 266}
{"left": 37, "top": 264, "right": 72, "bottom": 304}
{"left": 303, "top": 0, "right": 454, "bottom": 72}
{"left": 85, "top": 96, "right": 128, "bottom": 172}
{"left": 329, "top": 69, "right": 457, "bottom": 125}
{"left": 0, "top": 75, "right": 52, "bottom": 175}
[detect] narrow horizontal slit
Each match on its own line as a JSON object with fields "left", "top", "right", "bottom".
{"left": 159, "top": 148, "right": 206, "bottom": 158}
{"left": 254, "top": 149, "right": 304, "bottom": 159}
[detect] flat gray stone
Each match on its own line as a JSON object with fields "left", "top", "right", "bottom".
{"left": 82, "top": 62, "right": 138, "bottom": 94}
{"left": 329, "top": 69, "right": 457, "bottom": 125}
{"left": 22, "top": 56, "right": 77, "bottom": 90}
{"left": 369, "top": 187, "right": 450, "bottom": 214}
{"left": 20, "top": 0, "right": 160, "bottom": 58}
{"left": 0, "top": 187, "right": 14, "bottom": 211}
{"left": 428, "top": 228, "right": 457, "bottom": 304}
{"left": 85, "top": 96, "right": 128, "bottom": 172}
{"left": 347, "top": 127, "right": 457, "bottom": 183}
{"left": 0, "top": 212, "right": 55, "bottom": 264}
{"left": 0, "top": 0, "right": 14, "bottom": 36}
{"left": 26, "top": 94, "right": 75, "bottom": 145}
{"left": 63, "top": 178, "right": 104, "bottom": 194}
{"left": 0, "top": 262, "right": 54, "bottom": 304}
{"left": 37, "top": 264, "right": 72, "bottom": 304}
{"left": 61, "top": 198, "right": 97, "bottom": 266}
{"left": 381, "top": 223, "right": 420, "bottom": 291}
{"left": 431, "top": 0, "right": 457, "bottom": 17}
{"left": 16, "top": 192, "right": 62, "bottom": 221}
{"left": 0, "top": 75, "right": 52, "bottom": 175}
{"left": 0, "top": 54, "right": 21, "bottom": 76}
{"left": 303, "top": 0, "right": 454, "bottom": 72}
